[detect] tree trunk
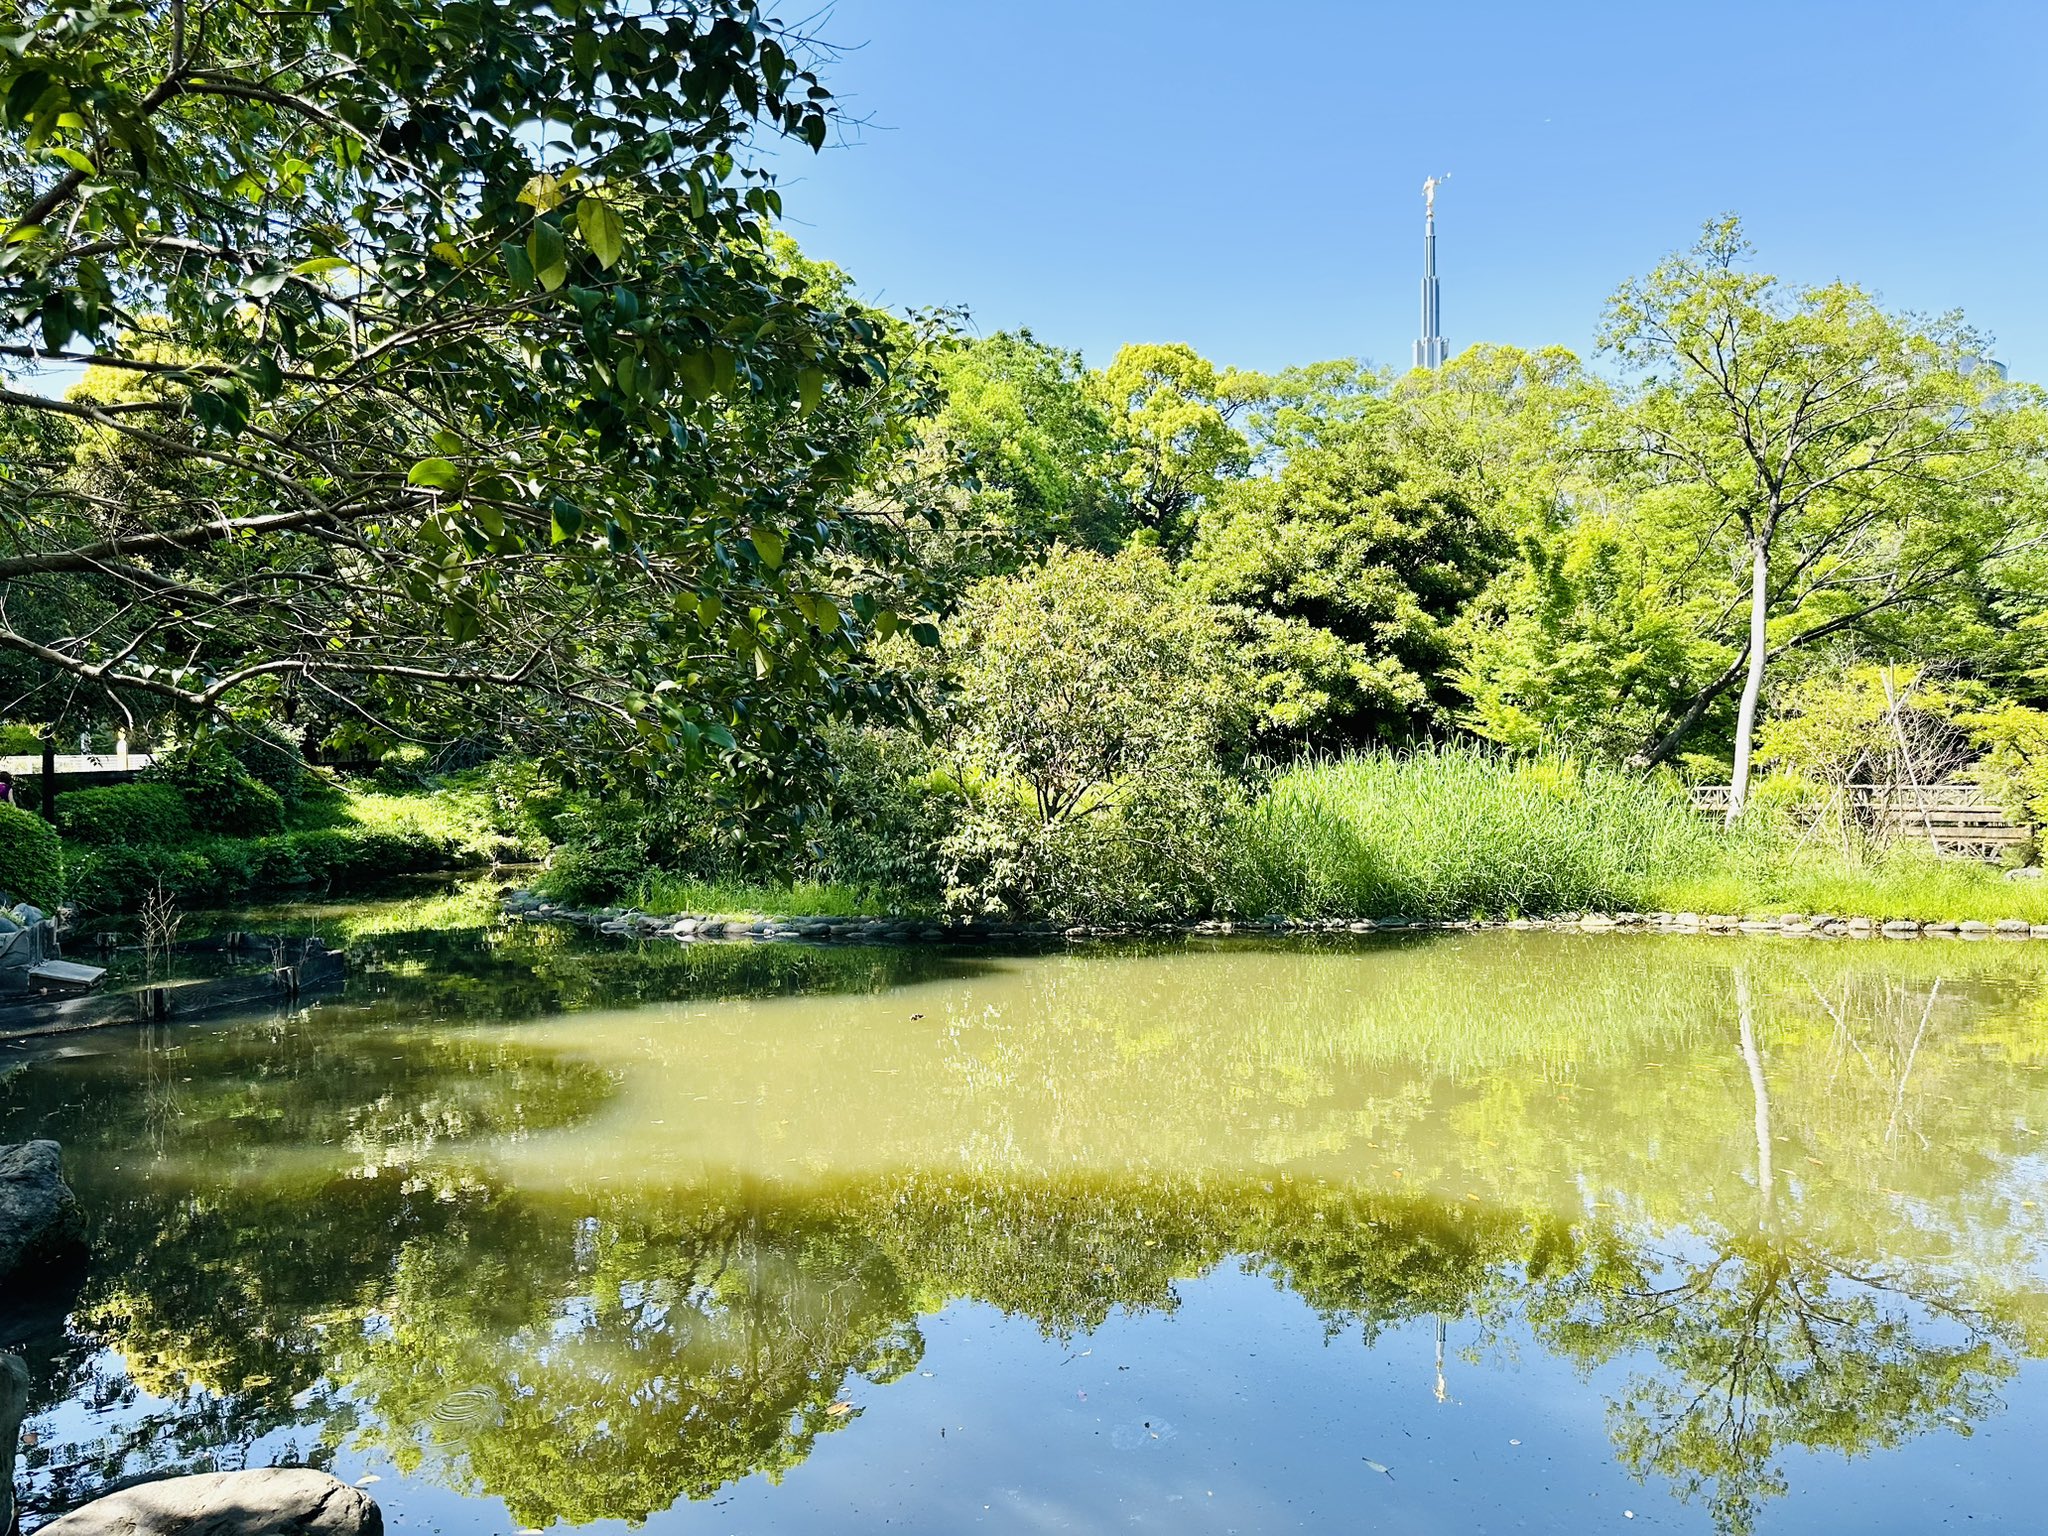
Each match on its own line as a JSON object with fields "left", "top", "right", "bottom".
{"left": 1724, "top": 541, "right": 1771, "bottom": 824}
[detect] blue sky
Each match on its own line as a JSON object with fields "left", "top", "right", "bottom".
{"left": 763, "top": 0, "right": 2048, "bottom": 378}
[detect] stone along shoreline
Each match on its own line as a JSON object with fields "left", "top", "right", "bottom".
{"left": 501, "top": 891, "right": 2048, "bottom": 945}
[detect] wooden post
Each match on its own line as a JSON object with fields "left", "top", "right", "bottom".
{"left": 39, "top": 730, "right": 54, "bottom": 819}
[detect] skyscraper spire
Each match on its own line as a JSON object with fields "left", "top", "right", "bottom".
{"left": 1413, "top": 175, "right": 1448, "bottom": 370}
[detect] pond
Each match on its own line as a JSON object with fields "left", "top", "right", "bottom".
{"left": 3, "top": 912, "right": 2048, "bottom": 1534}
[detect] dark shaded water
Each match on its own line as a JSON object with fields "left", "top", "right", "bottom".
{"left": 3, "top": 912, "right": 2048, "bottom": 1533}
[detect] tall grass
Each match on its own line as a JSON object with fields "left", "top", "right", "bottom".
{"left": 1225, "top": 745, "right": 1722, "bottom": 921}
{"left": 626, "top": 873, "right": 898, "bottom": 919}
{"left": 1647, "top": 845, "right": 2048, "bottom": 923}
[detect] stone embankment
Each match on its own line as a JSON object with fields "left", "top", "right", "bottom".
{"left": 503, "top": 890, "right": 1061, "bottom": 944}
{"left": 503, "top": 891, "right": 2048, "bottom": 945}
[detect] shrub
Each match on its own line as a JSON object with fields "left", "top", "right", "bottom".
{"left": 146, "top": 739, "right": 286, "bottom": 834}
{"left": 939, "top": 762, "right": 1240, "bottom": 923}
{"left": 53, "top": 783, "right": 192, "bottom": 847}
{"left": 66, "top": 842, "right": 226, "bottom": 912}
{"left": 218, "top": 719, "right": 311, "bottom": 803}
{"left": 541, "top": 840, "right": 647, "bottom": 906}
{"left": 806, "top": 727, "right": 959, "bottom": 908}
{"left": 0, "top": 803, "right": 64, "bottom": 908}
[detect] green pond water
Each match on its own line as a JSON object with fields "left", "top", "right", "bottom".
{"left": 4, "top": 913, "right": 2048, "bottom": 1534}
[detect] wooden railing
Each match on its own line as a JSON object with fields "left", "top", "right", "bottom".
{"left": 1689, "top": 782, "right": 2030, "bottom": 856}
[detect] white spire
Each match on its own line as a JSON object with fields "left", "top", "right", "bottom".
{"left": 1413, "top": 175, "right": 1448, "bottom": 370}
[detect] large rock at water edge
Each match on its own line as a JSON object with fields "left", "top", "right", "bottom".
{"left": 41, "top": 1469, "right": 383, "bottom": 1536}
{"left": 0, "top": 1140, "right": 85, "bottom": 1280}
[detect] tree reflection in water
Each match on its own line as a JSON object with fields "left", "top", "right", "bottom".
{"left": 3, "top": 924, "right": 2046, "bottom": 1533}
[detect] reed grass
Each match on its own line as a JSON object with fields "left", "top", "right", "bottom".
{"left": 1224, "top": 746, "right": 1723, "bottom": 921}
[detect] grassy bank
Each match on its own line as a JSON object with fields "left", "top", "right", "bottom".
{"left": 625, "top": 874, "right": 897, "bottom": 920}
{"left": 531, "top": 746, "right": 2048, "bottom": 929}
{"left": 1228, "top": 749, "right": 2048, "bottom": 925}
{"left": 1645, "top": 850, "right": 2048, "bottom": 924}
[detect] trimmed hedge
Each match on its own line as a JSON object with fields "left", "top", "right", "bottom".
{"left": 0, "top": 802, "right": 63, "bottom": 908}
{"left": 54, "top": 783, "right": 192, "bottom": 847}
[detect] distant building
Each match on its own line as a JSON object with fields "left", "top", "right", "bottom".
{"left": 1413, "top": 176, "right": 1448, "bottom": 370}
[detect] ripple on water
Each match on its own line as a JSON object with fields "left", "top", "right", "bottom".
{"left": 430, "top": 1386, "right": 503, "bottom": 1441}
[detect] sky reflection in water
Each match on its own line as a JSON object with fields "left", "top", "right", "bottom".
{"left": 4, "top": 922, "right": 2048, "bottom": 1534}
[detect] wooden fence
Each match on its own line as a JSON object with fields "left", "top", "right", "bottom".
{"left": 1689, "top": 782, "right": 2030, "bottom": 858}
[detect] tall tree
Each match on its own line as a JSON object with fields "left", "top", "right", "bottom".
{"left": 915, "top": 330, "right": 1126, "bottom": 577}
{"left": 0, "top": 0, "right": 939, "bottom": 790}
{"left": 1600, "top": 219, "right": 2048, "bottom": 816}
{"left": 1186, "top": 414, "right": 1505, "bottom": 748}
{"left": 1094, "top": 342, "right": 1253, "bottom": 548}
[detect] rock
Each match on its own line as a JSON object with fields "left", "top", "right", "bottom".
{"left": 1881, "top": 919, "right": 1921, "bottom": 936}
{"left": 1997, "top": 918, "right": 2032, "bottom": 933}
{"left": 1958, "top": 920, "right": 1994, "bottom": 935}
{"left": 41, "top": 1469, "right": 382, "bottom": 1536}
{"left": 2005, "top": 866, "right": 2044, "bottom": 881}
{"left": 2, "top": 1351, "right": 27, "bottom": 1535}
{"left": 1578, "top": 914, "right": 1616, "bottom": 931}
{"left": 0, "top": 1141, "right": 85, "bottom": 1283}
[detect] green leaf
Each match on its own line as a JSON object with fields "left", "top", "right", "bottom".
{"left": 675, "top": 351, "right": 714, "bottom": 400}
{"left": 443, "top": 602, "right": 482, "bottom": 644}
{"left": 797, "top": 367, "right": 823, "bottom": 415}
{"left": 550, "top": 497, "right": 584, "bottom": 542}
{"left": 750, "top": 527, "right": 785, "bottom": 568}
{"left": 4, "top": 70, "right": 51, "bottom": 127}
{"left": 45, "top": 145, "right": 94, "bottom": 174}
{"left": 407, "top": 457, "right": 461, "bottom": 490}
{"left": 292, "top": 256, "right": 351, "bottom": 276}
{"left": 242, "top": 355, "right": 284, "bottom": 397}
{"left": 517, "top": 172, "right": 566, "bottom": 211}
{"left": 575, "top": 196, "right": 626, "bottom": 269}
{"left": 527, "top": 220, "right": 567, "bottom": 292}
{"left": 500, "top": 240, "right": 535, "bottom": 289}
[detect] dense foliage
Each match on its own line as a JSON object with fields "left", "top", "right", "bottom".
{"left": 0, "top": 0, "right": 940, "bottom": 800}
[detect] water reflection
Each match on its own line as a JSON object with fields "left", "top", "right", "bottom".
{"left": 4, "top": 926, "right": 2048, "bottom": 1532}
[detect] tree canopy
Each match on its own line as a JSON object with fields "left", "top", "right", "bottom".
{"left": 0, "top": 0, "right": 939, "bottom": 793}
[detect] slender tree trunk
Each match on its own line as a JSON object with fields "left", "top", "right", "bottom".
{"left": 1725, "top": 540, "right": 1771, "bottom": 824}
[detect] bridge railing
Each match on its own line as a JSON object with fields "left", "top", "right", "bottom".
{"left": 1688, "top": 782, "right": 2030, "bottom": 856}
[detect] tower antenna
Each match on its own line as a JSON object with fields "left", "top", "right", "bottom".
{"left": 1414, "top": 175, "right": 1449, "bottom": 370}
